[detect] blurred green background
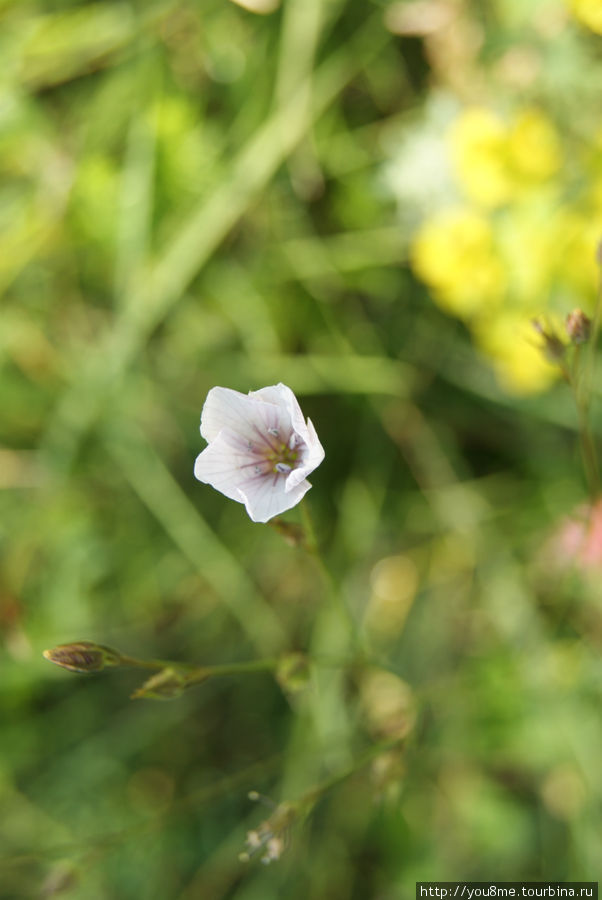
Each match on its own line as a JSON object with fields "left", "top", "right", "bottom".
{"left": 1, "top": 0, "right": 601, "bottom": 897}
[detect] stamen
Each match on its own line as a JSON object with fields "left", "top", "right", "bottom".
{"left": 246, "top": 830, "right": 262, "bottom": 849}
{"left": 252, "top": 424, "right": 280, "bottom": 452}
{"left": 275, "top": 462, "right": 291, "bottom": 474}
{"left": 289, "top": 433, "right": 298, "bottom": 449}
{"left": 268, "top": 427, "right": 279, "bottom": 437}
{"left": 248, "top": 790, "right": 277, "bottom": 809}
{"left": 262, "top": 836, "right": 284, "bottom": 864}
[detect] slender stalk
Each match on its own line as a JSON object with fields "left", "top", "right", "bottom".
{"left": 299, "top": 498, "right": 360, "bottom": 646}
{"left": 584, "top": 274, "right": 602, "bottom": 414}
{"left": 193, "top": 658, "right": 279, "bottom": 679}
{"left": 299, "top": 496, "right": 319, "bottom": 555}
{"left": 42, "top": 640, "right": 280, "bottom": 685}
{"left": 568, "top": 345, "right": 600, "bottom": 500}
{"left": 575, "top": 400, "right": 600, "bottom": 500}
{"left": 300, "top": 735, "right": 404, "bottom": 809}
{"left": 116, "top": 654, "right": 280, "bottom": 684}
{"left": 43, "top": 640, "right": 396, "bottom": 684}
{"left": 566, "top": 271, "right": 602, "bottom": 501}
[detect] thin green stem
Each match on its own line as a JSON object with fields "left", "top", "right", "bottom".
{"left": 299, "top": 498, "right": 360, "bottom": 647}
{"left": 42, "top": 641, "right": 281, "bottom": 684}
{"left": 300, "top": 735, "right": 404, "bottom": 809}
{"left": 299, "top": 496, "right": 318, "bottom": 555}
{"left": 196, "top": 658, "right": 279, "bottom": 678}
{"left": 584, "top": 274, "right": 602, "bottom": 414}
{"left": 44, "top": 640, "right": 397, "bottom": 683}
{"left": 120, "top": 653, "right": 281, "bottom": 699}
{"left": 567, "top": 330, "right": 600, "bottom": 500}
{"left": 119, "top": 654, "right": 279, "bottom": 683}
{"left": 575, "top": 396, "right": 600, "bottom": 499}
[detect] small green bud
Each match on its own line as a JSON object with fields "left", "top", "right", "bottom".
{"left": 276, "top": 652, "right": 311, "bottom": 695}
{"left": 43, "top": 641, "right": 123, "bottom": 673}
{"left": 130, "top": 667, "right": 188, "bottom": 701}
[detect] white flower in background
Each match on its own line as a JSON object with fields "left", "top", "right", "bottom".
{"left": 193, "top": 383, "right": 325, "bottom": 523}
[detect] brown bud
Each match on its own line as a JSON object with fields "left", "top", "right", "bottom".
{"left": 43, "top": 641, "right": 123, "bottom": 673}
{"left": 130, "top": 667, "right": 188, "bottom": 701}
{"left": 565, "top": 309, "right": 591, "bottom": 345}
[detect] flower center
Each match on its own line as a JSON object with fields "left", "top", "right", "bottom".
{"left": 246, "top": 428, "right": 304, "bottom": 477}
{"left": 263, "top": 428, "right": 301, "bottom": 475}
{"left": 270, "top": 443, "right": 299, "bottom": 475}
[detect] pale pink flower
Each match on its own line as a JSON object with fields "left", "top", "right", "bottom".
{"left": 193, "top": 383, "right": 324, "bottom": 523}
{"left": 547, "top": 499, "right": 602, "bottom": 570}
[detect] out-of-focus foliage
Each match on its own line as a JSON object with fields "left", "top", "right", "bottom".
{"left": 0, "top": 0, "right": 601, "bottom": 898}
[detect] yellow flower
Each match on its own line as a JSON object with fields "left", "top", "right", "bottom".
{"left": 450, "top": 108, "right": 512, "bottom": 208}
{"left": 507, "top": 109, "right": 561, "bottom": 182}
{"left": 551, "top": 210, "right": 602, "bottom": 298}
{"left": 569, "top": 0, "right": 602, "bottom": 33}
{"left": 496, "top": 206, "right": 557, "bottom": 304}
{"left": 408, "top": 101, "right": 595, "bottom": 395}
{"left": 410, "top": 208, "right": 506, "bottom": 317}
{"left": 450, "top": 107, "right": 562, "bottom": 208}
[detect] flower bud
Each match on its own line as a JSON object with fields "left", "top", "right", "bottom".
{"left": 276, "top": 652, "right": 311, "bottom": 695}
{"left": 130, "top": 667, "right": 188, "bottom": 700}
{"left": 43, "top": 641, "right": 123, "bottom": 673}
{"left": 565, "top": 309, "right": 591, "bottom": 345}
{"left": 359, "top": 669, "right": 416, "bottom": 740}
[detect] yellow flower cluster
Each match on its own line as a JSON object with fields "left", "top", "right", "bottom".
{"left": 450, "top": 108, "right": 561, "bottom": 209}
{"left": 410, "top": 106, "right": 602, "bottom": 393}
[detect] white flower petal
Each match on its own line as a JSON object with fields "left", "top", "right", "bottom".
{"left": 252, "top": 385, "right": 324, "bottom": 471}
{"left": 304, "top": 416, "right": 325, "bottom": 467}
{"left": 238, "top": 473, "right": 312, "bottom": 523}
{"left": 285, "top": 417, "right": 325, "bottom": 491}
{"left": 194, "top": 430, "right": 261, "bottom": 501}
{"left": 250, "top": 383, "right": 301, "bottom": 430}
{"left": 200, "top": 387, "right": 280, "bottom": 444}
